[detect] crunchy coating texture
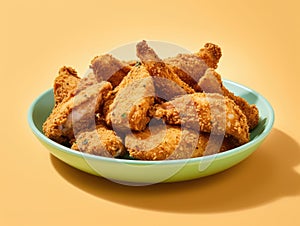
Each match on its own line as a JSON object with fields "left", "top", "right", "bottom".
{"left": 164, "top": 43, "right": 221, "bottom": 91}
{"left": 105, "top": 65, "right": 155, "bottom": 131}
{"left": 71, "top": 123, "right": 125, "bottom": 158}
{"left": 43, "top": 82, "right": 112, "bottom": 145}
{"left": 165, "top": 54, "right": 208, "bottom": 91}
{"left": 136, "top": 40, "right": 195, "bottom": 99}
{"left": 75, "top": 71, "right": 99, "bottom": 93}
{"left": 125, "top": 125, "right": 239, "bottom": 160}
{"left": 198, "top": 68, "right": 259, "bottom": 130}
{"left": 53, "top": 66, "right": 81, "bottom": 106}
{"left": 151, "top": 93, "right": 249, "bottom": 145}
{"left": 90, "top": 54, "right": 131, "bottom": 88}
{"left": 196, "top": 43, "right": 222, "bottom": 69}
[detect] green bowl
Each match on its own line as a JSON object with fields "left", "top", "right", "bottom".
{"left": 28, "top": 80, "right": 274, "bottom": 185}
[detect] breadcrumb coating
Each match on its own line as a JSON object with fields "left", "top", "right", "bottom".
{"left": 90, "top": 54, "right": 131, "bottom": 88}
{"left": 136, "top": 40, "right": 195, "bottom": 99}
{"left": 165, "top": 54, "right": 208, "bottom": 91}
{"left": 43, "top": 81, "right": 112, "bottom": 145}
{"left": 151, "top": 93, "right": 249, "bottom": 145}
{"left": 43, "top": 40, "right": 259, "bottom": 161}
{"left": 198, "top": 68, "right": 259, "bottom": 130}
{"left": 196, "top": 43, "right": 222, "bottom": 69}
{"left": 125, "top": 124, "right": 239, "bottom": 160}
{"left": 164, "top": 42, "right": 221, "bottom": 91}
{"left": 53, "top": 66, "right": 80, "bottom": 106}
{"left": 105, "top": 65, "right": 155, "bottom": 131}
{"left": 71, "top": 123, "right": 125, "bottom": 158}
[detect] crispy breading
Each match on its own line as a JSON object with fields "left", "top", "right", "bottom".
{"left": 198, "top": 68, "right": 224, "bottom": 93}
{"left": 136, "top": 40, "right": 195, "bottom": 99}
{"left": 75, "top": 71, "right": 98, "bottom": 93}
{"left": 198, "top": 68, "right": 259, "bottom": 130}
{"left": 53, "top": 66, "right": 81, "bottom": 106}
{"left": 196, "top": 43, "right": 222, "bottom": 69}
{"left": 43, "top": 82, "right": 112, "bottom": 145}
{"left": 164, "top": 54, "right": 208, "bottom": 91}
{"left": 105, "top": 65, "right": 155, "bottom": 131}
{"left": 151, "top": 93, "right": 250, "bottom": 145}
{"left": 125, "top": 124, "right": 239, "bottom": 160}
{"left": 90, "top": 54, "right": 131, "bottom": 88}
{"left": 71, "top": 123, "right": 125, "bottom": 158}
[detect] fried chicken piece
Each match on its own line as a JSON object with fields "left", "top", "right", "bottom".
{"left": 164, "top": 43, "right": 221, "bottom": 91}
{"left": 105, "top": 65, "right": 155, "bottom": 131}
{"left": 165, "top": 54, "right": 208, "bottom": 91}
{"left": 198, "top": 68, "right": 259, "bottom": 130}
{"left": 53, "top": 66, "right": 81, "bottom": 106}
{"left": 43, "top": 82, "right": 112, "bottom": 145}
{"left": 151, "top": 93, "right": 249, "bottom": 145}
{"left": 75, "top": 70, "right": 98, "bottom": 93}
{"left": 125, "top": 124, "right": 239, "bottom": 160}
{"left": 90, "top": 54, "right": 131, "bottom": 88}
{"left": 196, "top": 42, "right": 222, "bottom": 69}
{"left": 71, "top": 123, "right": 125, "bottom": 158}
{"left": 136, "top": 40, "right": 195, "bottom": 99}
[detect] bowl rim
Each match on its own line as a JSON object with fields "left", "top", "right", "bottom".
{"left": 28, "top": 79, "right": 275, "bottom": 166}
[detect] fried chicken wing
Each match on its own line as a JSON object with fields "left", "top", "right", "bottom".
{"left": 164, "top": 54, "right": 208, "bottom": 91}
{"left": 151, "top": 93, "right": 249, "bottom": 145}
{"left": 53, "top": 66, "right": 81, "bottom": 106}
{"left": 71, "top": 123, "right": 125, "bottom": 158}
{"left": 198, "top": 68, "right": 259, "bottom": 130}
{"left": 136, "top": 40, "right": 195, "bottom": 99}
{"left": 43, "top": 81, "right": 112, "bottom": 145}
{"left": 105, "top": 65, "right": 155, "bottom": 131}
{"left": 164, "top": 43, "right": 221, "bottom": 91}
{"left": 90, "top": 54, "right": 131, "bottom": 88}
{"left": 196, "top": 42, "right": 222, "bottom": 69}
{"left": 125, "top": 124, "right": 239, "bottom": 160}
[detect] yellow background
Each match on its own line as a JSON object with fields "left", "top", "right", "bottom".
{"left": 1, "top": 0, "right": 299, "bottom": 225}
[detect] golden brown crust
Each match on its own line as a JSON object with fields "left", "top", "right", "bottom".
{"left": 125, "top": 125, "right": 239, "bottom": 160}
{"left": 43, "top": 82, "right": 112, "bottom": 145}
{"left": 90, "top": 54, "right": 131, "bottom": 88}
{"left": 53, "top": 66, "right": 81, "bottom": 106}
{"left": 198, "top": 68, "right": 259, "bottom": 130}
{"left": 165, "top": 54, "right": 208, "bottom": 91}
{"left": 151, "top": 93, "right": 249, "bottom": 145}
{"left": 71, "top": 123, "right": 125, "bottom": 158}
{"left": 136, "top": 40, "right": 195, "bottom": 99}
{"left": 196, "top": 43, "right": 222, "bottom": 69}
{"left": 105, "top": 65, "right": 155, "bottom": 131}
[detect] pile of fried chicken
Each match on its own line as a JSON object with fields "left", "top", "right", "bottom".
{"left": 43, "top": 40, "right": 259, "bottom": 160}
